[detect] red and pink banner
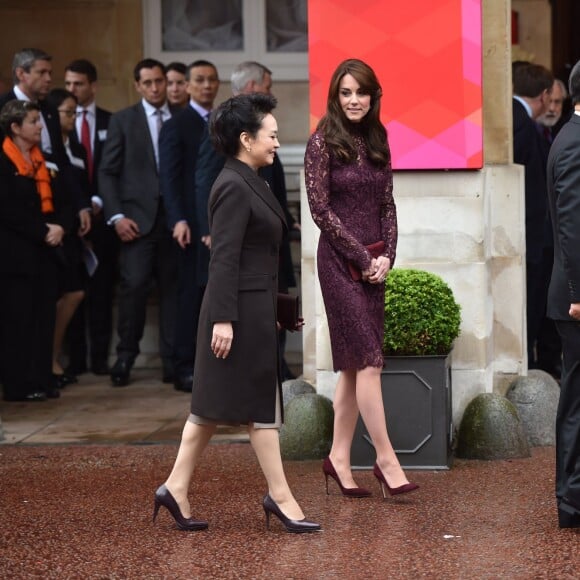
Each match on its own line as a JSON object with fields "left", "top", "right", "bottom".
{"left": 307, "top": 0, "right": 483, "bottom": 169}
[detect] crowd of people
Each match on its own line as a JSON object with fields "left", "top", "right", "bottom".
{"left": 2, "top": 45, "right": 579, "bottom": 530}
{"left": 0, "top": 49, "right": 299, "bottom": 403}
{"left": 0, "top": 50, "right": 417, "bottom": 533}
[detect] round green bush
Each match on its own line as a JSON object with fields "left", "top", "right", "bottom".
{"left": 383, "top": 268, "right": 461, "bottom": 356}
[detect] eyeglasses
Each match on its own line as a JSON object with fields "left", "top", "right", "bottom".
{"left": 58, "top": 109, "right": 78, "bottom": 117}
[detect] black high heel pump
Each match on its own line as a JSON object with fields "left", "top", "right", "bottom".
{"left": 262, "top": 495, "right": 321, "bottom": 533}
{"left": 322, "top": 456, "right": 372, "bottom": 497}
{"left": 153, "top": 484, "right": 208, "bottom": 531}
{"left": 372, "top": 463, "right": 419, "bottom": 498}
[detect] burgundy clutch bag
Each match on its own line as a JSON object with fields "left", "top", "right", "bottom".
{"left": 277, "top": 293, "right": 300, "bottom": 330}
{"left": 348, "top": 241, "right": 386, "bottom": 281}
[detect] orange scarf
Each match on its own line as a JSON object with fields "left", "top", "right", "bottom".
{"left": 2, "top": 136, "right": 54, "bottom": 213}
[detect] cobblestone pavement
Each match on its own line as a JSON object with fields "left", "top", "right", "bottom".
{"left": 0, "top": 374, "right": 578, "bottom": 578}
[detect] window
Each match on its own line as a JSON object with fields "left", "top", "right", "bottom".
{"left": 143, "top": 0, "right": 308, "bottom": 80}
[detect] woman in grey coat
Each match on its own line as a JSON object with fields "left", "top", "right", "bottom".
{"left": 153, "top": 93, "right": 320, "bottom": 534}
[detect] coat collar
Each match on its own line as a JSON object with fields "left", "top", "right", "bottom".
{"left": 224, "top": 157, "right": 287, "bottom": 230}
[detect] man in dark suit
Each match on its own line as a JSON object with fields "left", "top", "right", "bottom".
{"left": 512, "top": 63, "right": 554, "bottom": 370}
{"left": 64, "top": 59, "right": 117, "bottom": 376}
{"left": 159, "top": 60, "right": 220, "bottom": 392}
{"left": 0, "top": 49, "right": 58, "bottom": 151}
{"left": 99, "top": 59, "right": 178, "bottom": 387}
{"left": 546, "top": 59, "right": 580, "bottom": 529}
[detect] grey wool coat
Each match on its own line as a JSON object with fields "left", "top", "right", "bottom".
{"left": 190, "top": 157, "right": 287, "bottom": 423}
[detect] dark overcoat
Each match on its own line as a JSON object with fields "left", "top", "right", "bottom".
{"left": 0, "top": 151, "right": 61, "bottom": 397}
{"left": 190, "top": 158, "right": 287, "bottom": 423}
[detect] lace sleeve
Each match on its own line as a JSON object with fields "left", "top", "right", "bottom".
{"left": 304, "top": 132, "right": 372, "bottom": 270}
{"left": 381, "top": 158, "right": 397, "bottom": 267}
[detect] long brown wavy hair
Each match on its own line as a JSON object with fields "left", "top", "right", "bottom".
{"left": 317, "top": 59, "right": 390, "bottom": 167}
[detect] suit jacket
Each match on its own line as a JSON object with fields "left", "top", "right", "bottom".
{"left": 159, "top": 106, "right": 207, "bottom": 229}
{"left": 547, "top": 114, "right": 580, "bottom": 320}
{"left": 98, "top": 102, "right": 164, "bottom": 236}
{"left": 513, "top": 98, "right": 550, "bottom": 264}
{"left": 190, "top": 158, "right": 288, "bottom": 424}
{"left": 194, "top": 129, "right": 227, "bottom": 237}
{"left": 159, "top": 105, "right": 209, "bottom": 282}
{"left": 69, "top": 106, "right": 112, "bottom": 197}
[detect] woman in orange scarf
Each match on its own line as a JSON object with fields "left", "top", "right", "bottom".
{"left": 0, "top": 99, "right": 65, "bottom": 402}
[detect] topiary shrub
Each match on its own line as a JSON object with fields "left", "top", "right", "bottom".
{"left": 383, "top": 268, "right": 461, "bottom": 356}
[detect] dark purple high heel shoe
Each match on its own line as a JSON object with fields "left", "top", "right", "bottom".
{"left": 263, "top": 495, "right": 321, "bottom": 533}
{"left": 153, "top": 484, "right": 208, "bottom": 531}
{"left": 322, "top": 457, "right": 372, "bottom": 498}
{"left": 373, "top": 463, "right": 419, "bottom": 498}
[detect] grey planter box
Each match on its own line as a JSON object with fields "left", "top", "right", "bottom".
{"left": 351, "top": 355, "right": 453, "bottom": 470}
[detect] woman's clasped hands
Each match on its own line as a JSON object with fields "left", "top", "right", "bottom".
{"left": 363, "top": 256, "right": 390, "bottom": 284}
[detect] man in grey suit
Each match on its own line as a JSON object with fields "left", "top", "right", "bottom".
{"left": 546, "top": 59, "right": 580, "bottom": 528}
{"left": 99, "top": 59, "right": 177, "bottom": 387}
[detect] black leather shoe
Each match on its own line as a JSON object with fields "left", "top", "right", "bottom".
{"left": 262, "top": 494, "right": 321, "bottom": 533}
{"left": 66, "top": 363, "right": 88, "bottom": 376}
{"left": 153, "top": 484, "right": 208, "bottom": 531}
{"left": 162, "top": 361, "right": 175, "bottom": 384}
{"left": 110, "top": 359, "right": 131, "bottom": 387}
{"left": 44, "top": 387, "right": 61, "bottom": 399}
{"left": 559, "top": 497, "right": 580, "bottom": 528}
{"left": 174, "top": 375, "right": 193, "bottom": 393}
{"left": 53, "top": 372, "right": 77, "bottom": 389}
{"left": 3, "top": 391, "right": 47, "bottom": 402}
{"left": 91, "top": 361, "right": 110, "bottom": 376}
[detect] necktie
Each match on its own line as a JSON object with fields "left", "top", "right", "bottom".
{"left": 156, "top": 109, "right": 164, "bottom": 135}
{"left": 81, "top": 110, "right": 93, "bottom": 181}
{"left": 543, "top": 125, "right": 552, "bottom": 144}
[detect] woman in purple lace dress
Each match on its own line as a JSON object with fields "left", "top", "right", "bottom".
{"left": 305, "top": 59, "right": 418, "bottom": 498}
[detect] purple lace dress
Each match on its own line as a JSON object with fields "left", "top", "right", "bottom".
{"left": 305, "top": 130, "right": 397, "bottom": 371}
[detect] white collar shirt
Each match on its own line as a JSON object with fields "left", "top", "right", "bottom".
{"left": 75, "top": 100, "right": 97, "bottom": 146}
{"left": 14, "top": 84, "right": 52, "bottom": 154}
{"left": 141, "top": 98, "right": 171, "bottom": 166}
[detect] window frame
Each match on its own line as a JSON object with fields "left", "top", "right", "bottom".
{"left": 142, "top": 0, "right": 308, "bottom": 81}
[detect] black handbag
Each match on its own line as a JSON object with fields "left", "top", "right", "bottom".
{"left": 277, "top": 293, "right": 300, "bottom": 330}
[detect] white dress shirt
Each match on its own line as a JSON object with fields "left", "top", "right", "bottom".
{"left": 13, "top": 85, "right": 52, "bottom": 154}
{"left": 141, "top": 98, "right": 171, "bottom": 166}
